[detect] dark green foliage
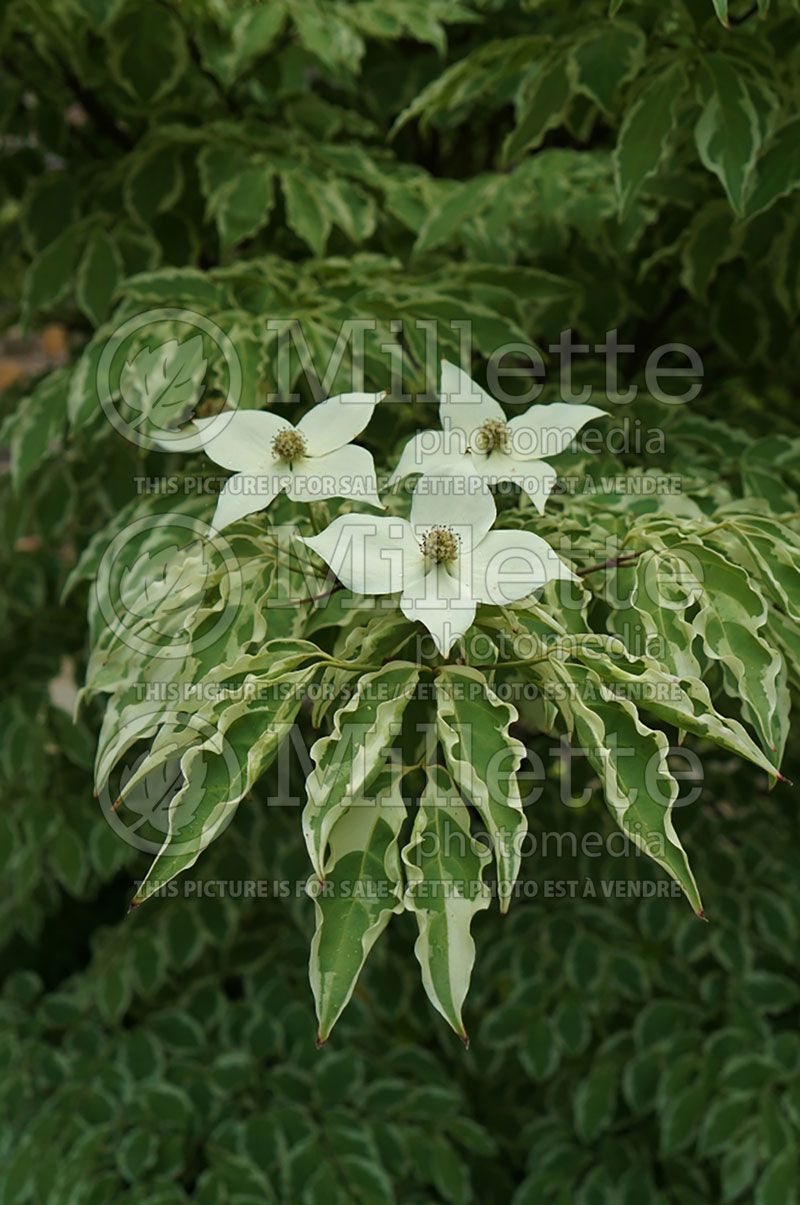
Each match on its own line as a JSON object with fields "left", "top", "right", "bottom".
{"left": 2, "top": 753, "right": 800, "bottom": 1203}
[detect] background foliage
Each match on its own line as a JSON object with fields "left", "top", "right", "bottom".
{"left": 2, "top": 0, "right": 800, "bottom": 1200}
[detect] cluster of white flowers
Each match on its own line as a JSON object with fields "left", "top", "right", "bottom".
{"left": 166, "top": 361, "right": 605, "bottom": 655}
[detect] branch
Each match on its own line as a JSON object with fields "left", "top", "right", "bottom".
{"left": 270, "top": 581, "right": 345, "bottom": 608}
{"left": 577, "top": 550, "right": 644, "bottom": 577}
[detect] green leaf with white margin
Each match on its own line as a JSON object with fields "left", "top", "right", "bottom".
{"left": 109, "top": 4, "right": 188, "bottom": 105}
{"left": 21, "top": 223, "right": 85, "bottom": 327}
{"left": 436, "top": 665, "right": 526, "bottom": 913}
{"left": 711, "top": 0, "right": 729, "bottom": 26}
{"left": 574, "top": 644, "right": 781, "bottom": 779}
{"left": 124, "top": 145, "right": 184, "bottom": 222}
{"left": 744, "top": 117, "right": 800, "bottom": 221}
{"left": 711, "top": 514, "right": 800, "bottom": 625}
{"left": 209, "top": 165, "right": 275, "bottom": 253}
{"left": 673, "top": 543, "right": 789, "bottom": 763}
{"left": 311, "top": 614, "right": 416, "bottom": 730}
{"left": 132, "top": 663, "right": 318, "bottom": 905}
{"left": 231, "top": 4, "right": 286, "bottom": 73}
{"left": 502, "top": 54, "right": 573, "bottom": 165}
{"left": 413, "top": 177, "right": 499, "bottom": 255}
{"left": 626, "top": 550, "right": 703, "bottom": 679}
{"left": 570, "top": 21, "right": 646, "bottom": 115}
{"left": 119, "top": 335, "right": 207, "bottom": 432}
{"left": 68, "top": 322, "right": 114, "bottom": 430}
{"left": 680, "top": 201, "right": 738, "bottom": 300}
{"left": 95, "top": 641, "right": 323, "bottom": 806}
{"left": 694, "top": 54, "right": 771, "bottom": 214}
{"left": 402, "top": 765, "right": 491, "bottom": 1042}
{"left": 76, "top": 229, "right": 122, "bottom": 327}
{"left": 308, "top": 769, "right": 406, "bottom": 1043}
{"left": 614, "top": 62, "right": 688, "bottom": 215}
{"left": 303, "top": 662, "right": 420, "bottom": 876}
{"left": 281, "top": 169, "right": 332, "bottom": 256}
{"left": 766, "top": 609, "right": 800, "bottom": 691}
{"left": 4, "top": 368, "right": 69, "bottom": 490}
{"left": 322, "top": 178, "right": 377, "bottom": 244}
{"left": 546, "top": 659, "right": 703, "bottom": 915}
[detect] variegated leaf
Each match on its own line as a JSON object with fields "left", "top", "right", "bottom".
{"left": 574, "top": 645, "right": 779, "bottom": 779}
{"left": 402, "top": 765, "right": 491, "bottom": 1041}
{"left": 547, "top": 660, "right": 703, "bottom": 915}
{"left": 308, "top": 770, "right": 406, "bottom": 1043}
{"left": 436, "top": 665, "right": 526, "bottom": 913}
{"left": 132, "top": 663, "right": 318, "bottom": 904}
{"left": 303, "top": 662, "right": 420, "bottom": 875}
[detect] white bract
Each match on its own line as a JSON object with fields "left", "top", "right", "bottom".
{"left": 302, "top": 479, "right": 576, "bottom": 656}
{"left": 389, "top": 360, "right": 606, "bottom": 513}
{"left": 165, "top": 393, "right": 385, "bottom": 532}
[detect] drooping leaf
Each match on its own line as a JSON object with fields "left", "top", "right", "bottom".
{"left": 303, "top": 662, "right": 420, "bottom": 875}
{"left": 680, "top": 200, "right": 738, "bottom": 299}
{"left": 308, "top": 770, "right": 406, "bottom": 1043}
{"left": 133, "top": 663, "right": 319, "bottom": 904}
{"left": 575, "top": 644, "right": 779, "bottom": 778}
{"left": 614, "top": 62, "right": 688, "bottom": 214}
{"left": 76, "top": 229, "right": 123, "bottom": 327}
{"left": 711, "top": 0, "right": 729, "bottom": 27}
{"left": 675, "top": 543, "right": 789, "bottom": 762}
{"left": 744, "top": 117, "right": 800, "bottom": 220}
{"left": 694, "top": 54, "right": 772, "bottom": 213}
{"left": 502, "top": 55, "right": 573, "bottom": 165}
{"left": 402, "top": 765, "right": 491, "bottom": 1040}
{"left": 545, "top": 660, "right": 703, "bottom": 914}
{"left": 436, "top": 666, "right": 526, "bottom": 913}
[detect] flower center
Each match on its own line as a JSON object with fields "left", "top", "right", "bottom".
{"left": 473, "top": 418, "right": 509, "bottom": 454}
{"left": 421, "top": 526, "right": 460, "bottom": 565}
{"left": 272, "top": 428, "right": 307, "bottom": 464}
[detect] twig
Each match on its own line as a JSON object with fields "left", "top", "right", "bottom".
{"left": 270, "top": 581, "right": 345, "bottom": 608}
{"left": 578, "top": 550, "right": 644, "bottom": 577}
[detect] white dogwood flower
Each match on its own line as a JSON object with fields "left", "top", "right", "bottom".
{"left": 164, "top": 393, "right": 385, "bottom": 531}
{"left": 302, "top": 479, "right": 575, "bottom": 656}
{"left": 389, "top": 360, "right": 606, "bottom": 513}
